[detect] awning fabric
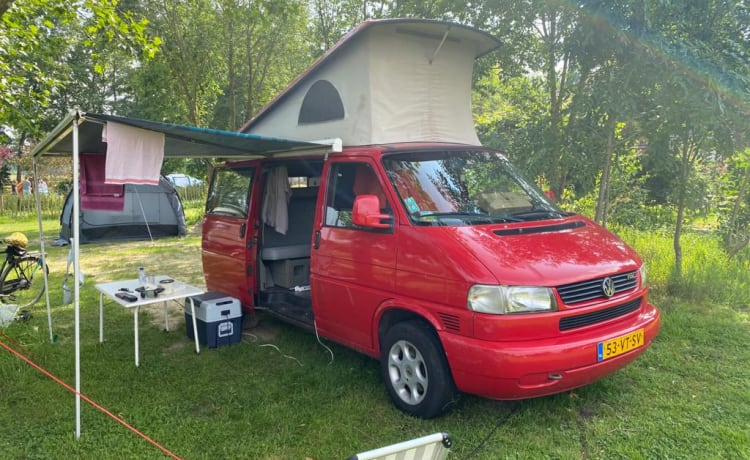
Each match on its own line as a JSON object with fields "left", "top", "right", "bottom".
{"left": 31, "top": 110, "right": 326, "bottom": 159}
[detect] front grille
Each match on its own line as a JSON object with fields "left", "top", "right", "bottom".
{"left": 557, "top": 270, "right": 638, "bottom": 305}
{"left": 559, "top": 298, "right": 642, "bottom": 331}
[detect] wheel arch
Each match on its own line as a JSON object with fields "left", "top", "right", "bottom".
{"left": 377, "top": 308, "right": 460, "bottom": 418}
{"left": 375, "top": 304, "right": 444, "bottom": 354}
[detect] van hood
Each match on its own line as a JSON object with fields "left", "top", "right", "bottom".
{"left": 449, "top": 217, "right": 641, "bottom": 286}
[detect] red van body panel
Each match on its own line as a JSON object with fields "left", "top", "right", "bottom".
{"left": 201, "top": 215, "right": 255, "bottom": 306}
{"left": 201, "top": 143, "right": 660, "bottom": 404}
{"left": 201, "top": 161, "right": 260, "bottom": 307}
{"left": 439, "top": 217, "right": 640, "bottom": 286}
{"left": 441, "top": 302, "right": 660, "bottom": 399}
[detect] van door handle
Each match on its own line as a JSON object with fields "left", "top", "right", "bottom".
{"left": 239, "top": 222, "right": 246, "bottom": 238}
{"left": 314, "top": 230, "right": 321, "bottom": 249}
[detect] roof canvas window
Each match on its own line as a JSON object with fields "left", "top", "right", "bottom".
{"left": 298, "top": 80, "right": 345, "bottom": 124}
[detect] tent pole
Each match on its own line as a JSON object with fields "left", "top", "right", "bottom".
{"left": 32, "top": 159, "right": 53, "bottom": 343}
{"left": 72, "top": 111, "right": 82, "bottom": 439}
{"left": 133, "top": 187, "right": 155, "bottom": 243}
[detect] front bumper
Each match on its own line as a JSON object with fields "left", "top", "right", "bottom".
{"left": 440, "top": 303, "right": 660, "bottom": 399}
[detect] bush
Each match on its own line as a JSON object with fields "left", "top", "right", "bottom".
{"left": 617, "top": 226, "right": 750, "bottom": 308}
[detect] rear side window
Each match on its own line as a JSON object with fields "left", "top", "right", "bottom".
{"left": 206, "top": 167, "right": 254, "bottom": 217}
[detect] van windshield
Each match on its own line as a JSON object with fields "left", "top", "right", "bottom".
{"left": 382, "top": 150, "right": 566, "bottom": 226}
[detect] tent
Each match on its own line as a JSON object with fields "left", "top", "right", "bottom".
{"left": 59, "top": 174, "right": 187, "bottom": 244}
{"left": 30, "top": 109, "right": 337, "bottom": 439}
{"left": 241, "top": 18, "right": 500, "bottom": 146}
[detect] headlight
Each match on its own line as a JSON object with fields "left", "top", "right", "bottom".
{"left": 467, "top": 285, "right": 557, "bottom": 315}
{"left": 639, "top": 264, "right": 647, "bottom": 288}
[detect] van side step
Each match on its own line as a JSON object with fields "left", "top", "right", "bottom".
{"left": 258, "top": 288, "right": 314, "bottom": 329}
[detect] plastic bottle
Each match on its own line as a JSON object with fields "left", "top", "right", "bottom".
{"left": 138, "top": 267, "right": 146, "bottom": 285}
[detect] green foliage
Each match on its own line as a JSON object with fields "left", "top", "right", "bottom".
{"left": 716, "top": 148, "right": 750, "bottom": 257}
{"left": 162, "top": 158, "right": 209, "bottom": 183}
{"left": 562, "top": 148, "right": 677, "bottom": 231}
{"left": 1, "top": 0, "right": 749, "bottom": 287}
{"left": 616, "top": 226, "right": 750, "bottom": 309}
{"left": 176, "top": 185, "right": 207, "bottom": 226}
{"left": 0, "top": 0, "right": 161, "bottom": 134}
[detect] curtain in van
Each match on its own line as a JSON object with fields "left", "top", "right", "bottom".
{"left": 262, "top": 166, "right": 290, "bottom": 234}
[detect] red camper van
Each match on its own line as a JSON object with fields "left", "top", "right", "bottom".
{"left": 200, "top": 19, "right": 660, "bottom": 418}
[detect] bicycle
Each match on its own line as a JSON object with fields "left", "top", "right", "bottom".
{"left": 0, "top": 232, "right": 48, "bottom": 310}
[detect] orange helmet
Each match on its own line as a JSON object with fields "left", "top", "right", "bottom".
{"left": 5, "top": 232, "right": 28, "bottom": 248}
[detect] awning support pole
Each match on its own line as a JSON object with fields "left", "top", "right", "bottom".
{"left": 72, "top": 111, "right": 82, "bottom": 440}
{"left": 32, "top": 159, "right": 53, "bottom": 343}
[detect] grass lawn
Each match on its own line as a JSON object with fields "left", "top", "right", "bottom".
{"left": 0, "top": 218, "right": 748, "bottom": 459}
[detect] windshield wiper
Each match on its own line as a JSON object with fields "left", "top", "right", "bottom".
{"left": 413, "top": 212, "right": 491, "bottom": 225}
{"left": 509, "top": 209, "right": 567, "bottom": 220}
{"left": 418, "top": 211, "right": 488, "bottom": 218}
{"left": 414, "top": 212, "right": 528, "bottom": 226}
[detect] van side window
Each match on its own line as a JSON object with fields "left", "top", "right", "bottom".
{"left": 206, "top": 167, "right": 254, "bottom": 218}
{"left": 324, "top": 162, "right": 387, "bottom": 228}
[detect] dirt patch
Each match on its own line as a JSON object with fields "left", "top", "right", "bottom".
{"left": 161, "top": 339, "right": 189, "bottom": 355}
{"left": 241, "top": 315, "right": 281, "bottom": 343}
{"left": 141, "top": 303, "right": 186, "bottom": 331}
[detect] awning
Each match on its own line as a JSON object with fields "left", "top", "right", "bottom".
{"left": 29, "top": 108, "right": 341, "bottom": 440}
{"left": 31, "top": 110, "right": 337, "bottom": 159}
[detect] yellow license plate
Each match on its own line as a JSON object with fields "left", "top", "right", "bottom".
{"left": 597, "top": 329, "right": 644, "bottom": 361}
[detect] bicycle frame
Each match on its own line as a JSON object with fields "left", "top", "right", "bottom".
{"left": 0, "top": 235, "right": 47, "bottom": 312}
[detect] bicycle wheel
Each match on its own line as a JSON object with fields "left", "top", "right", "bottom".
{"left": 0, "top": 255, "right": 47, "bottom": 308}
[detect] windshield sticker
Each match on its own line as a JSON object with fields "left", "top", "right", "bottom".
{"left": 404, "top": 197, "right": 420, "bottom": 214}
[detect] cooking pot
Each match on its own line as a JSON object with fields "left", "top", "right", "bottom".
{"left": 135, "top": 285, "right": 165, "bottom": 299}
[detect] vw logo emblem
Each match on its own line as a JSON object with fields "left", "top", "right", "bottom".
{"left": 602, "top": 277, "right": 615, "bottom": 298}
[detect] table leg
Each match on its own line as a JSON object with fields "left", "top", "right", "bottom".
{"left": 99, "top": 293, "right": 104, "bottom": 343}
{"left": 163, "top": 300, "right": 169, "bottom": 331}
{"left": 134, "top": 306, "right": 140, "bottom": 367}
{"left": 189, "top": 298, "right": 200, "bottom": 354}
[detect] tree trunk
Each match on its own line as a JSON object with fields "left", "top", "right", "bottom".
{"left": 673, "top": 145, "right": 691, "bottom": 278}
{"left": 724, "top": 160, "right": 750, "bottom": 256}
{"left": 595, "top": 121, "right": 616, "bottom": 227}
{"left": 15, "top": 131, "right": 27, "bottom": 183}
{"left": 226, "top": 12, "right": 237, "bottom": 130}
{"left": 245, "top": 27, "right": 254, "bottom": 120}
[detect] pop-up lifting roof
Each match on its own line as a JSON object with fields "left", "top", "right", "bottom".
{"left": 241, "top": 18, "right": 501, "bottom": 147}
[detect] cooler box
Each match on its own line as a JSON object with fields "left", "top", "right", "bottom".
{"left": 185, "top": 292, "right": 242, "bottom": 348}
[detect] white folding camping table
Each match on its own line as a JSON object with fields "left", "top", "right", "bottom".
{"left": 348, "top": 432, "right": 452, "bottom": 460}
{"left": 95, "top": 275, "right": 204, "bottom": 366}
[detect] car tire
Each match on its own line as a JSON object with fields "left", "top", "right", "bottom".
{"left": 380, "top": 320, "right": 457, "bottom": 418}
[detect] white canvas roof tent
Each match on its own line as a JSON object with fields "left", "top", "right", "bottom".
{"left": 241, "top": 18, "right": 501, "bottom": 146}
{"left": 30, "top": 109, "right": 338, "bottom": 439}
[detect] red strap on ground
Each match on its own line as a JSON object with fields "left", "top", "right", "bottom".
{"left": 0, "top": 337, "right": 182, "bottom": 460}
{"left": 0, "top": 331, "right": 32, "bottom": 355}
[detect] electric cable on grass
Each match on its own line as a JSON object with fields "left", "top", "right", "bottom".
{"left": 0, "top": 336, "right": 182, "bottom": 460}
{"left": 463, "top": 402, "right": 521, "bottom": 459}
{"left": 258, "top": 343, "right": 303, "bottom": 366}
{"left": 241, "top": 329, "right": 303, "bottom": 366}
{"left": 314, "top": 319, "right": 335, "bottom": 364}
{"left": 246, "top": 306, "right": 335, "bottom": 364}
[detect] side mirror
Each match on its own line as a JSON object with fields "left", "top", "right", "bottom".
{"left": 352, "top": 195, "right": 392, "bottom": 229}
